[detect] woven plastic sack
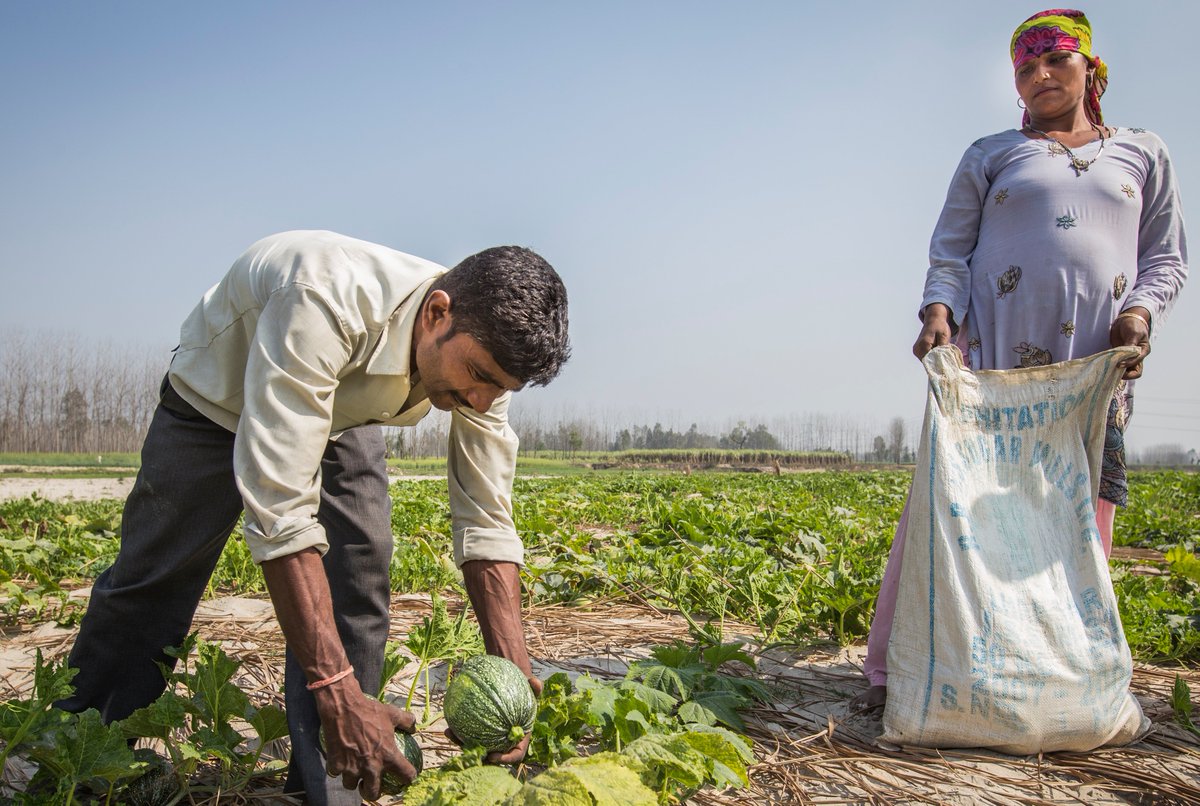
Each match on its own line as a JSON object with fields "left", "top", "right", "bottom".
{"left": 880, "top": 346, "right": 1149, "bottom": 754}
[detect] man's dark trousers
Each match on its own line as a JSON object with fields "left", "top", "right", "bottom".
{"left": 59, "top": 376, "right": 394, "bottom": 805}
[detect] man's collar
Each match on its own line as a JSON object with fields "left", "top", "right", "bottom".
{"left": 364, "top": 277, "right": 438, "bottom": 376}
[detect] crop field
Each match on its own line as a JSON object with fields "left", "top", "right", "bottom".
{"left": 1, "top": 468, "right": 1198, "bottom": 803}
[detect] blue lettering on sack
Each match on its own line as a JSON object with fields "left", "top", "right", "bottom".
{"left": 1018, "top": 405, "right": 1035, "bottom": 430}
{"left": 957, "top": 397, "right": 1085, "bottom": 431}
{"left": 953, "top": 435, "right": 1023, "bottom": 467}
{"left": 1079, "top": 587, "right": 1122, "bottom": 648}
{"left": 1076, "top": 496, "right": 1095, "bottom": 521}
{"left": 1028, "top": 440, "right": 1052, "bottom": 468}
{"left": 1026, "top": 441, "right": 1099, "bottom": 518}
{"left": 940, "top": 684, "right": 961, "bottom": 710}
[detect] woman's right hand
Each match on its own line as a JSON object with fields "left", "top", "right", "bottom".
{"left": 913, "top": 303, "right": 953, "bottom": 360}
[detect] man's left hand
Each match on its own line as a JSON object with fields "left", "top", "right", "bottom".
{"left": 454, "top": 559, "right": 540, "bottom": 763}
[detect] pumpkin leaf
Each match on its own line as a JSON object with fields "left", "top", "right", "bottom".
{"left": 679, "top": 728, "right": 751, "bottom": 788}
{"left": 247, "top": 703, "right": 289, "bottom": 746}
{"left": 700, "top": 641, "right": 757, "bottom": 672}
{"left": 621, "top": 733, "right": 708, "bottom": 791}
{"left": 27, "top": 708, "right": 139, "bottom": 789}
{"left": 121, "top": 692, "right": 191, "bottom": 741}
{"left": 406, "top": 763, "right": 521, "bottom": 805}
{"left": 677, "top": 690, "right": 748, "bottom": 731}
{"left": 503, "top": 754, "right": 657, "bottom": 805}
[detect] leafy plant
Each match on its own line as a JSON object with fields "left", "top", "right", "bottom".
{"left": 627, "top": 641, "right": 769, "bottom": 732}
{"left": 0, "top": 651, "right": 143, "bottom": 805}
{"left": 506, "top": 752, "right": 657, "bottom": 805}
{"left": 1164, "top": 544, "right": 1200, "bottom": 583}
{"left": 119, "top": 633, "right": 289, "bottom": 794}
{"left": 404, "top": 748, "right": 522, "bottom": 805}
{"left": 403, "top": 593, "right": 484, "bottom": 723}
{"left": 24, "top": 710, "right": 139, "bottom": 804}
{"left": 1112, "top": 555, "right": 1200, "bottom": 663}
{"left": 1170, "top": 675, "right": 1200, "bottom": 739}
{"left": 622, "top": 726, "right": 753, "bottom": 800}
{"left": 379, "top": 639, "right": 409, "bottom": 699}
{"left": 406, "top": 727, "right": 751, "bottom": 806}
{"left": 0, "top": 651, "right": 80, "bottom": 779}
{"left": 528, "top": 672, "right": 596, "bottom": 767}
{"left": 525, "top": 637, "right": 761, "bottom": 793}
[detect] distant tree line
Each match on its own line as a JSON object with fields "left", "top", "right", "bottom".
{"left": 0, "top": 332, "right": 167, "bottom": 453}
{"left": 607, "top": 421, "right": 780, "bottom": 452}
{"left": 4, "top": 334, "right": 1195, "bottom": 467}
{"left": 0, "top": 334, "right": 921, "bottom": 461}
{"left": 390, "top": 410, "right": 905, "bottom": 462}
{"left": 1132, "top": 444, "right": 1199, "bottom": 466}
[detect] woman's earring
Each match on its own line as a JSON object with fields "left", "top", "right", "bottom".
{"left": 1017, "top": 97, "right": 1026, "bottom": 109}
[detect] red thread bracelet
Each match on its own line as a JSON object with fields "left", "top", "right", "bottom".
{"left": 306, "top": 666, "right": 354, "bottom": 690}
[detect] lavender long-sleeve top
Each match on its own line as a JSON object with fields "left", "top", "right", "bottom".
{"left": 921, "top": 128, "right": 1187, "bottom": 371}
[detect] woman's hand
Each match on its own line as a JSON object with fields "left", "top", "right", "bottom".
{"left": 1109, "top": 307, "right": 1152, "bottom": 379}
{"left": 913, "top": 304, "right": 953, "bottom": 360}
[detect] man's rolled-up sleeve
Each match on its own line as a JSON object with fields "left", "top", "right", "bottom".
{"left": 447, "top": 392, "right": 522, "bottom": 567}
{"left": 235, "top": 283, "right": 356, "bottom": 563}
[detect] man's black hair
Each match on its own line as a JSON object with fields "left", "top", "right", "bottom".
{"left": 432, "top": 246, "right": 570, "bottom": 387}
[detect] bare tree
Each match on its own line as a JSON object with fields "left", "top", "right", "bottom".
{"left": 888, "top": 417, "right": 906, "bottom": 464}
{"left": 0, "top": 329, "right": 168, "bottom": 453}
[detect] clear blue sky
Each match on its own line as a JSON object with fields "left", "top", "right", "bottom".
{"left": 2, "top": 0, "right": 1196, "bottom": 452}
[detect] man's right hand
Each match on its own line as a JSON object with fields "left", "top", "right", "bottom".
{"left": 261, "top": 548, "right": 418, "bottom": 799}
{"left": 913, "top": 303, "right": 953, "bottom": 360}
{"left": 314, "top": 675, "right": 418, "bottom": 799}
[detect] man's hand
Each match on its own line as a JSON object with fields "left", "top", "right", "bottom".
{"left": 913, "top": 303, "right": 954, "bottom": 360}
{"left": 261, "top": 548, "right": 417, "bottom": 799}
{"left": 315, "top": 680, "right": 418, "bottom": 798}
{"left": 454, "top": 559, "right": 540, "bottom": 762}
{"left": 1110, "top": 307, "right": 1152, "bottom": 380}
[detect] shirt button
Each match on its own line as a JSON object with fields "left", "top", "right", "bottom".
{"left": 380, "top": 411, "right": 390, "bottom": 418}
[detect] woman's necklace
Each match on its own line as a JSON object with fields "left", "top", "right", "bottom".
{"left": 1025, "top": 124, "right": 1108, "bottom": 176}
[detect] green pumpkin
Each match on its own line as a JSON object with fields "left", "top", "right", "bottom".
{"left": 125, "top": 749, "right": 179, "bottom": 806}
{"left": 443, "top": 655, "right": 536, "bottom": 753}
{"left": 383, "top": 731, "right": 424, "bottom": 794}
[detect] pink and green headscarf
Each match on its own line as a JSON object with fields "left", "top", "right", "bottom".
{"left": 1011, "top": 9, "right": 1108, "bottom": 125}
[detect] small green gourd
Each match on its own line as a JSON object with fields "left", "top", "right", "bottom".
{"left": 443, "top": 655, "right": 536, "bottom": 753}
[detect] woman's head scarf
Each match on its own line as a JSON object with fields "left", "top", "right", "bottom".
{"left": 1011, "top": 9, "right": 1108, "bottom": 125}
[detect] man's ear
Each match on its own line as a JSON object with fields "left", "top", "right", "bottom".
{"left": 421, "top": 289, "right": 452, "bottom": 333}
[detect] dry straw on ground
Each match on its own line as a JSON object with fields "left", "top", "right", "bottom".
{"left": 2, "top": 592, "right": 1197, "bottom": 805}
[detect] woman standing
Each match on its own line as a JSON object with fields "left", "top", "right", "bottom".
{"left": 857, "top": 8, "right": 1188, "bottom": 711}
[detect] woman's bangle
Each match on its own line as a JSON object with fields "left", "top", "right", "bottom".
{"left": 306, "top": 666, "right": 354, "bottom": 691}
{"left": 1115, "top": 310, "right": 1151, "bottom": 332}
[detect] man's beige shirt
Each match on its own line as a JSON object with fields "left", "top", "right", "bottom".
{"left": 168, "top": 230, "right": 521, "bottom": 567}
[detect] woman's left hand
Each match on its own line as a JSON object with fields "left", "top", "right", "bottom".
{"left": 1109, "top": 306, "right": 1152, "bottom": 380}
